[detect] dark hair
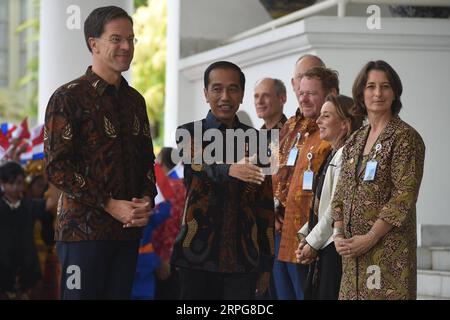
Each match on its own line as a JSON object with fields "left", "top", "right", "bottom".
{"left": 255, "top": 78, "right": 286, "bottom": 97}
{"left": 204, "top": 61, "right": 245, "bottom": 91}
{"left": 158, "top": 147, "right": 176, "bottom": 171}
{"left": 0, "top": 161, "right": 25, "bottom": 184}
{"left": 301, "top": 67, "right": 340, "bottom": 95}
{"left": 84, "top": 6, "right": 133, "bottom": 53}
{"left": 352, "top": 60, "right": 403, "bottom": 116}
{"left": 325, "top": 94, "right": 364, "bottom": 146}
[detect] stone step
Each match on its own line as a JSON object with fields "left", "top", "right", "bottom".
{"left": 418, "top": 246, "right": 450, "bottom": 271}
{"left": 417, "top": 269, "right": 450, "bottom": 298}
{"left": 417, "top": 246, "right": 432, "bottom": 269}
{"left": 430, "top": 247, "right": 450, "bottom": 271}
{"left": 421, "top": 225, "right": 450, "bottom": 247}
{"left": 417, "top": 295, "right": 449, "bottom": 300}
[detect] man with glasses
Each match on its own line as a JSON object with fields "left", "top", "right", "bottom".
{"left": 44, "top": 6, "right": 157, "bottom": 299}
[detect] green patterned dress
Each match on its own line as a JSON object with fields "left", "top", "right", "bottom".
{"left": 331, "top": 116, "right": 425, "bottom": 300}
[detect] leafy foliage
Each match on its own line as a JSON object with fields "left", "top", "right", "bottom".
{"left": 16, "top": 0, "right": 40, "bottom": 120}
{"left": 134, "top": 0, "right": 148, "bottom": 9}
{"left": 0, "top": 89, "right": 27, "bottom": 121}
{"left": 132, "top": 0, "right": 166, "bottom": 144}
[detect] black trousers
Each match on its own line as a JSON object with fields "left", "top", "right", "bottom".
{"left": 179, "top": 268, "right": 257, "bottom": 300}
{"left": 317, "top": 242, "right": 342, "bottom": 300}
{"left": 57, "top": 240, "right": 139, "bottom": 299}
{"left": 155, "top": 268, "right": 180, "bottom": 300}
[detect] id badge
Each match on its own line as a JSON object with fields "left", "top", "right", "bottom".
{"left": 303, "top": 169, "right": 314, "bottom": 190}
{"left": 286, "top": 147, "right": 298, "bottom": 166}
{"left": 364, "top": 160, "right": 378, "bottom": 181}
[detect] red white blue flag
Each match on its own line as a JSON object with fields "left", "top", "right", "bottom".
{"left": 11, "top": 118, "right": 30, "bottom": 140}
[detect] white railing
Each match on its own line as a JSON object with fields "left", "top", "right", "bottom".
{"left": 225, "top": 0, "right": 450, "bottom": 43}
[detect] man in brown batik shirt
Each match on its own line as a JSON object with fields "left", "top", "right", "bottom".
{"left": 44, "top": 6, "right": 156, "bottom": 299}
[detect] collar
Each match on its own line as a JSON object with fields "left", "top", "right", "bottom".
{"left": 374, "top": 114, "right": 402, "bottom": 143}
{"left": 85, "top": 66, "right": 129, "bottom": 96}
{"left": 261, "top": 114, "right": 288, "bottom": 130}
{"left": 295, "top": 108, "right": 302, "bottom": 120}
{"left": 2, "top": 196, "right": 21, "bottom": 210}
{"left": 294, "top": 109, "right": 319, "bottom": 134}
{"left": 357, "top": 114, "right": 402, "bottom": 147}
{"left": 205, "top": 110, "right": 242, "bottom": 130}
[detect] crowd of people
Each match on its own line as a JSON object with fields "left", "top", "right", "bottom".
{"left": 1, "top": 5, "right": 426, "bottom": 300}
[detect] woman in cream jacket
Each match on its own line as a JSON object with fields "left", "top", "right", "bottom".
{"left": 295, "top": 94, "right": 363, "bottom": 299}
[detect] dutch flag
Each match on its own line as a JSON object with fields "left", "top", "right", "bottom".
{"left": 31, "top": 124, "right": 44, "bottom": 160}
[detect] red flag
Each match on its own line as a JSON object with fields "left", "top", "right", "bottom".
{"left": 154, "top": 163, "right": 175, "bottom": 205}
{"left": 11, "top": 117, "right": 31, "bottom": 140}
{"left": 31, "top": 124, "right": 44, "bottom": 160}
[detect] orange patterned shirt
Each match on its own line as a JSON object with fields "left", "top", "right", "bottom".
{"left": 273, "top": 109, "right": 330, "bottom": 262}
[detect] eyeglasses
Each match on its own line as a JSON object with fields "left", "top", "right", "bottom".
{"left": 97, "top": 36, "right": 138, "bottom": 45}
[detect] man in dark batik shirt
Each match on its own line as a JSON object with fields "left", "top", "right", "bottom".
{"left": 44, "top": 6, "right": 157, "bottom": 299}
{"left": 171, "top": 61, "right": 275, "bottom": 300}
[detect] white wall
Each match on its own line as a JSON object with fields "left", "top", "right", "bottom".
{"left": 179, "top": 0, "right": 271, "bottom": 57}
{"left": 180, "top": 0, "right": 270, "bottom": 39}
{"left": 174, "top": 16, "right": 450, "bottom": 231}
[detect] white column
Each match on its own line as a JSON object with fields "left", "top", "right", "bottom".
{"left": 38, "top": 0, "right": 133, "bottom": 124}
{"left": 163, "top": 0, "right": 180, "bottom": 147}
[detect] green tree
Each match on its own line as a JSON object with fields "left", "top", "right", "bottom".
{"left": 0, "top": 89, "right": 26, "bottom": 122}
{"left": 16, "top": 0, "right": 40, "bottom": 121}
{"left": 132, "top": 0, "right": 166, "bottom": 147}
{"left": 134, "top": 0, "right": 148, "bottom": 9}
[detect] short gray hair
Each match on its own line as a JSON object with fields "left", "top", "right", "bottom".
{"left": 255, "top": 78, "right": 286, "bottom": 97}
{"left": 273, "top": 78, "right": 286, "bottom": 97}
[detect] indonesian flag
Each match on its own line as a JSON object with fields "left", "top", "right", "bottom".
{"left": 153, "top": 163, "right": 175, "bottom": 206}
{"left": 31, "top": 124, "right": 44, "bottom": 160}
{"left": 19, "top": 143, "right": 33, "bottom": 164}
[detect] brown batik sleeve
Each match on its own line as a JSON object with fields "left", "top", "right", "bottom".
{"left": 44, "top": 92, "right": 109, "bottom": 209}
